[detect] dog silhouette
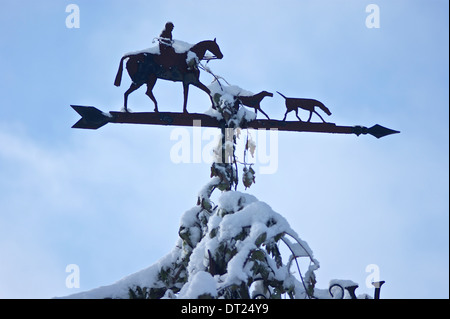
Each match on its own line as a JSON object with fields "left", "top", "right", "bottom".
{"left": 238, "top": 91, "right": 273, "bottom": 120}
{"left": 277, "top": 92, "right": 331, "bottom": 122}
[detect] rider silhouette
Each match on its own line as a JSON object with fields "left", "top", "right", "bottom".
{"left": 158, "top": 22, "right": 176, "bottom": 68}
{"left": 159, "top": 22, "right": 174, "bottom": 51}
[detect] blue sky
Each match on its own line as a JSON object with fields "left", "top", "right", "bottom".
{"left": 0, "top": 0, "right": 448, "bottom": 298}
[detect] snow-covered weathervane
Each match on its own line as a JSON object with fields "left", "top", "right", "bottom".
{"left": 71, "top": 22, "right": 399, "bottom": 139}
{"left": 69, "top": 23, "right": 396, "bottom": 300}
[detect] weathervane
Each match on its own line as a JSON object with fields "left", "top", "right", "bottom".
{"left": 69, "top": 22, "right": 397, "bottom": 300}
{"left": 73, "top": 22, "right": 399, "bottom": 139}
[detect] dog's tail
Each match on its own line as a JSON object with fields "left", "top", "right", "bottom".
{"left": 276, "top": 91, "right": 287, "bottom": 100}
{"left": 317, "top": 100, "right": 332, "bottom": 116}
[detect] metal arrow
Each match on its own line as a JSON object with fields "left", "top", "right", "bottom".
{"left": 71, "top": 105, "right": 400, "bottom": 139}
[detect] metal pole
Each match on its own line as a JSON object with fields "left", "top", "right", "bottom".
{"left": 372, "top": 281, "right": 385, "bottom": 299}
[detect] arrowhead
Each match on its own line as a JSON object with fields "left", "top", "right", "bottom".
{"left": 71, "top": 105, "right": 111, "bottom": 129}
{"left": 367, "top": 124, "right": 400, "bottom": 139}
{"left": 352, "top": 124, "right": 400, "bottom": 138}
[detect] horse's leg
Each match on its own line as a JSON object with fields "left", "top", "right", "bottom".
{"left": 282, "top": 110, "right": 289, "bottom": 121}
{"left": 307, "top": 111, "right": 313, "bottom": 122}
{"left": 124, "top": 82, "right": 142, "bottom": 112}
{"left": 192, "top": 81, "right": 214, "bottom": 109}
{"left": 145, "top": 76, "right": 158, "bottom": 112}
{"left": 183, "top": 82, "right": 189, "bottom": 113}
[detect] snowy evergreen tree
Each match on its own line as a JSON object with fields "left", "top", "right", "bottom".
{"left": 129, "top": 82, "right": 323, "bottom": 299}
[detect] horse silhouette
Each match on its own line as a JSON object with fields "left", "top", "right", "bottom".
{"left": 114, "top": 39, "right": 223, "bottom": 113}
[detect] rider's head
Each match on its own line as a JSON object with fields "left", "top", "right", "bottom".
{"left": 165, "top": 22, "right": 174, "bottom": 31}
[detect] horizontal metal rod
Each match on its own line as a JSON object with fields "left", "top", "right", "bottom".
{"left": 71, "top": 105, "right": 399, "bottom": 138}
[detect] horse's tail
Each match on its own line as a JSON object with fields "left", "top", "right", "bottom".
{"left": 114, "top": 55, "right": 128, "bottom": 87}
{"left": 277, "top": 91, "right": 287, "bottom": 100}
{"left": 316, "top": 100, "right": 332, "bottom": 116}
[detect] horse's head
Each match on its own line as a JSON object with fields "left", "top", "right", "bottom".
{"left": 210, "top": 38, "right": 224, "bottom": 59}
{"left": 191, "top": 39, "right": 224, "bottom": 60}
